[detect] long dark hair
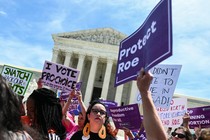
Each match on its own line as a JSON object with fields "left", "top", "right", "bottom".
{"left": 84, "top": 100, "right": 114, "bottom": 136}
{"left": 28, "top": 88, "right": 66, "bottom": 139}
{"left": 0, "top": 75, "right": 23, "bottom": 137}
{"left": 0, "top": 75, "right": 23, "bottom": 130}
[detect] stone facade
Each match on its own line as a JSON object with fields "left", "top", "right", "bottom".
{"left": 51, "top": 28, "right": 134, "bottom": 106}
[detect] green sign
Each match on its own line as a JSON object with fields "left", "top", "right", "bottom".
{"left": 1, "top": 65, "right": 33, "bottom": 95}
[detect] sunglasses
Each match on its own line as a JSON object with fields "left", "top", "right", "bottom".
{"left": 171, "top": 132, "right": 186, "bottom": 139}
{"left": 91, "top": 108, "right": 107, "bottom": 116}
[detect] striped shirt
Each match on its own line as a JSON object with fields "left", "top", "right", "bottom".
{"left": 7, "top": 131, "right": 33, "bottom": 140}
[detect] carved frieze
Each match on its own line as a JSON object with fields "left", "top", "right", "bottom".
{"left": 57, "top": 28, "right": 127, "bottom": 46}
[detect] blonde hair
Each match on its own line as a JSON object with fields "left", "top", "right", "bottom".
{"left": 199, "top": 128, "right": 210, "bottom": 140}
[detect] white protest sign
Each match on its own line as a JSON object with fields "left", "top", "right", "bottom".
{"left": 157, "top": 98, "right": 187, "bottom": 128}
{"left": 41, "top": 60, "right": 80, "bottom": 92}
{"left": 136, "top": 64, "right": 182, "bottom": 108}
{"left": 1, "top": 65, "right": 33, "bottom": 96}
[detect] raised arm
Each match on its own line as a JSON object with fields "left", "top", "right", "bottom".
{"left": 123, "top": 127, "right": 135, "bottom": 140}
{"left": 181, "top": 112, "right": 190, "bottom": 130}
{"left": 76, "top": 90, "right": 86, "bottom": 117}
{"left": 137, "top": 68, "right": 167, "bottom": 140}
{"left": 62, "top": 90, "right": 75, "bottom": 116}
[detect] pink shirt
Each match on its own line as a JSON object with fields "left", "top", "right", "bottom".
{"left": 62, "top": 112, "right": 79, "bottom": 140}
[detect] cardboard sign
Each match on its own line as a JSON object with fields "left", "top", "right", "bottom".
{"left": 157, "top": 98, "right": 187, "bottom": 128}
{"left": 41, "top": 60, "right": 80, "bottom": 91}
{"left": 109, "top": 104, "right": 141, "bottom": 130}
{"left": 188, "top": 106, "right": 210, "bottom": 128}
{"left": 1, "top": 65, "right": 33, "bottom": 95}
{"left": 115, "top": 0, "right": 172, "bottom": 86}
{"left": 136, "top": 64, "right": 181, "bottom": 108}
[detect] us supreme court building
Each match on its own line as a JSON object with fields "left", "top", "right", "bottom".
{"left": 51, "top": 28, "right": 133, "bottom": 106}
{"left": 50, "top": 28, "right": 210, "bottom": 107}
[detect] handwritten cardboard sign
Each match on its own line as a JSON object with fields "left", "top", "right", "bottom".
{"left": 1, "top": 65, "right": 33, "bottom": 96}
{"left": 188, "top": 105, "right": 210, "bottom": 128}
{"left": 157, "top": 98, "right": 187, "bottom": 128}
{"left": 41, "top": 60, "right": 80, "bottom": 92}
{"left": 109, "top": 104, "right": 141, "bottom": 130}
{"left": 115, "top": 0, "right": 172, "bottom": 86}
{"left": 136, "top": 64, "right": 181, "bottom": 108}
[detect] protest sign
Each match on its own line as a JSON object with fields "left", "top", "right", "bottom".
{"left": 1, "top": 65, "right": 33, "bottom": 95}
{"left": 157, "top": 98, "right": 187, "bottom": 128}
{"left": 188, "top": 105, "right": 210, "bottom": 129}
{"left": 100, "top": 99, "right": 118, "bottom": 117}
{"left": 134, "top": 128, "right": 147, "bottom": 140}
{"left": 60, "top": 82, "right": 83, "bottom": 101}
{"left": 115, "top": 0, "right": 172, "bottom": 86}
{"left": 41, "top": 60, "right": 80, "bottom": 92}
{"left": 68, "top": 98, "right": 81, "bottom": 115}
{"left": 75, "top": 81, "right": 82, "bottom": 91}
{"left": 59, "top": 82, "right": 83, "bottom": 115}
{"left": 109, "top": 104, "right": 141, "bottom": 130}
{"left": 136, "top": 64, "right": 181, "bottom": 108}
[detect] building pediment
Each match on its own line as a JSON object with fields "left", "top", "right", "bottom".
{"left": 53, "top": 28, "right": 127, "bottom": 46}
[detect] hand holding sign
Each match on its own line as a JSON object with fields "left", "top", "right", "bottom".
{"left": 182, "top": 113, "right": 190, "bottom": 123}
{"left": 137, "top": 68, "right": 153, "bottom": 94}
{"left": 69, "top": 89, "right": 77, "bottom": 100}
{"left": 136, "top": 68, "right": 167, "bottom": 140}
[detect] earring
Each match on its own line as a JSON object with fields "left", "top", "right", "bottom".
{"left": 98, "top": 125, "right": 106, "bottom": 139}
{"left": 83, "top": 123, "right": 90, "bottom": 137}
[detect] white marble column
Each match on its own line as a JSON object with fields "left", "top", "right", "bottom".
{"left": 84, "top": 56, "right": 98, "bottom": 106}
{"left": 114, "top": 84, "right": 124, "bottom": 106}
{"left": 129, "top": 81, "right": 138, "bottom": 104}
{"left": 77, "top": 53, "right": 85, "bottom": 81}
{"left": 64, "top": 52, "right": 72, "bottom": 67}
{"left": 51, "top": 49, "right": 59, "bottom": 63}
{"left": 101, "top": 59, "right": 113, "bottom": 99}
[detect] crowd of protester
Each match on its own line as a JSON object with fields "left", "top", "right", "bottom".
{"left": 0, "top": 68, "right": 210, "bottom": 140}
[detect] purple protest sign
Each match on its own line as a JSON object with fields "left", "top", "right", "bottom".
{"left": 115, "top": 0, "right": 172, "bottom": 86}
{"left": 68, "top": 98, "right": 81, "bottom": 115}
{"left": 75, "top": 81, "right": 82, "bottom": 91}
{"left": 100, "top": 99, "right": 118, "bottom": 108}
{"left": 41, "top": 60, "right": 80, "bottom": 91}
{"left": 109, "top": 104, "right": 141, "bottom": 130}
{"left": 188, "top": 106, "right": 210, "bottom": 129}
{"left": 60, "top": 82, "right": 83, "bottom": 101}
{"left": 134, "top": 128, "right": 147, "bottom": 140}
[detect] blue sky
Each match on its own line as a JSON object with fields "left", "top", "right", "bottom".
{"left": 0, "top": 0, "right": 210, "bottom": 100}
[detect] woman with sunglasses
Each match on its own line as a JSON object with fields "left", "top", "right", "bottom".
{"left": 70, "top": 100, "right": 116, "bottom": 140}
{"left": 171, "top": 126, "right": 193, "bottom": 140}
